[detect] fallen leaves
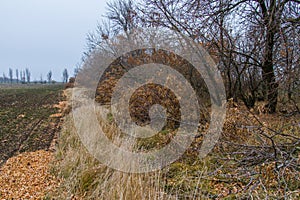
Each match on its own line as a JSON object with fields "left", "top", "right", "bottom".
{"left": 17, "top": 114, "right": 25, "bottom": 119}
{"left": 51, "top": 100, "right": 71, "bottom": 118}
{"left": 0, "top": 150, "right": 59, "bottom": 199}
{"left": 49, "top": 113, "right": 63, "bottom": 118}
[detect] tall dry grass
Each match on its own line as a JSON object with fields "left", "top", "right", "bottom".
{"left": 51, "top": 88, "right": 210, "bottom": 200}
{"left": 50, "top": 88, "right": 300, "bottom": 199}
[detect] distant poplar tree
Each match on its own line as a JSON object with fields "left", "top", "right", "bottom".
{"left": 16, "top": 69, "right": 19, "bottom": 83}
{"left": 63, "top": 68, "right": 69, "bottom": 83}
{"left": 20, "top": 70, "right": 23, "bottom": 83}
{"left": 22, "top": 70, "right": 26, "bottom": 83}
{"left": 3, "top": 73, "right": 7, "bottom": 83}
{"left": 9, "top": 68, "right": 13, "bottom": 84}
{"left": 47, "top": 70, "right": 52, "bottom": 83}
{"left": 25, "top": 68, "right": 31, "bottom": 83}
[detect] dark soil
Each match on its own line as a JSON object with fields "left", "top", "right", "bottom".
{"left": 0, "top": 84, "right": 64, "bottom": 166}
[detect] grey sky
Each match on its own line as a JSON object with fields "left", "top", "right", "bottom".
{"left": 0, "top": 0, "right": 108, "bottom": 82}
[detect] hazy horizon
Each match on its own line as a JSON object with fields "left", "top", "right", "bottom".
{"left": 0, "top": 0, "right": 108, "bottom": 82}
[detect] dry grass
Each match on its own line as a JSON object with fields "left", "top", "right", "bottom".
{"left": 50, "top": 88, "right": 177, "bottom": 199}
{"left": 50, "top": 88, "right": 300, "bottom": 199}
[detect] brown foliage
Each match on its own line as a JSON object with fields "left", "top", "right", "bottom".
{"left": 95, "top": 48, "right": 210, "bottom": 129}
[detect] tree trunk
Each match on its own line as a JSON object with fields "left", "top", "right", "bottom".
{"left": 260, "top": 0, "right": 279, "bottom": 113}
{"left": 261, "top": 25, "right": 278, "bottom": 113}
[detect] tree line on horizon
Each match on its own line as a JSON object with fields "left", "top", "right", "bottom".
{"left": 0, "top": 68, "right": 70, "bottom": 84}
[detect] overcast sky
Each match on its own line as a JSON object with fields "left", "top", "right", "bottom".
{"left": 0, "top": 0, "right": 108, "bottom": 82}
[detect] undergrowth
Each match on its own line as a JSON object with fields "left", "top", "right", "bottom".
{"left": 50, "top": 88, "right": 300, "bottom": 199}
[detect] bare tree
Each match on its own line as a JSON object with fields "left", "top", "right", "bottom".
{"left": 141, "top": 0, "right": 300, "bottom": 113}
{"left": 3, "top": 73, "right": 7, "bottom": 83}
{"left": 85, "top": 0, "right": 138, "bottom": 59}
{"left": 63, "top": 68, "right": 69, "bottom": 83}
{"left": 40, "top": 74, "right": 43, "bottom": 84}
{"left": 16, "top": 69, "right": 19, "bottom": 84}
{"left": 20, "top": 70, "right": 23, "bottom": 83}
{"left": 22, "top": 70, "right": 26, "bottom": 83}
{"left": 106, "top": 0, "right": 137, "bottom": 35}
{"left": 9, "top": 68, "right": 13, "bottom": 84}
{"left": 47, "top": 70, "right": 52, "bottom": 83}
{"left": 25, "top": 68, "right": 31, "bottom": 83}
